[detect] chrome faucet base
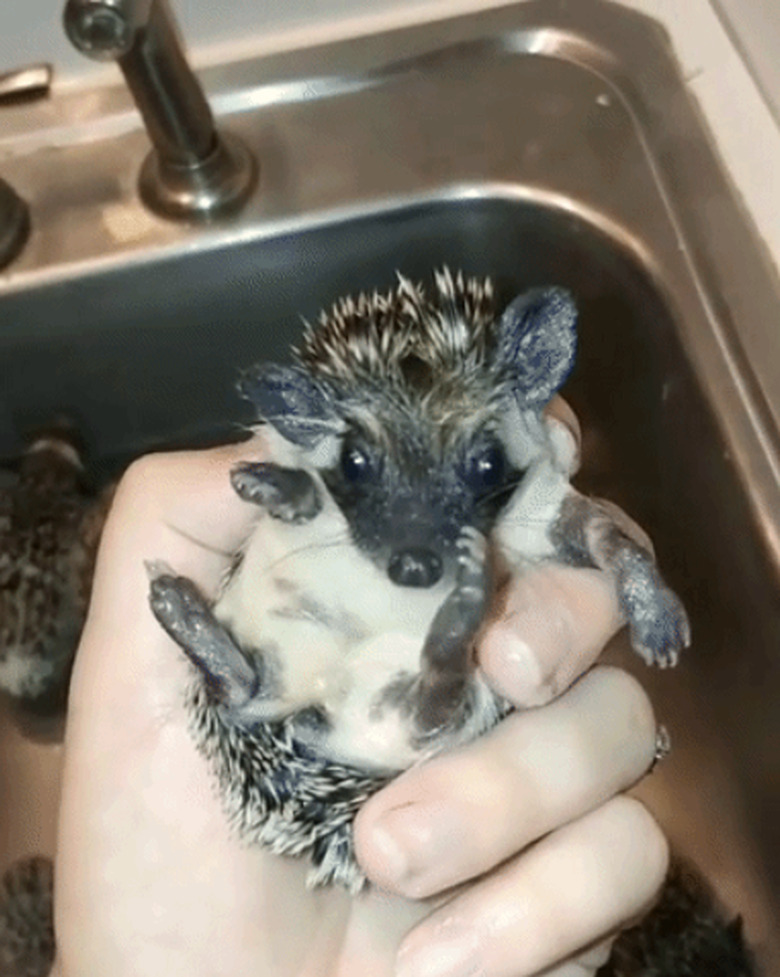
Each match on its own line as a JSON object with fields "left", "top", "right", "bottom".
{"left": 139, "top": 132, "right": 257, "bottom": 221}
{"left": 0, "top": 179, "right": 29, "bottom": 271}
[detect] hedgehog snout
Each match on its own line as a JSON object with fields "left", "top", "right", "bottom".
{"left": 387, "top": 547, "right": 443, "bottom": 587}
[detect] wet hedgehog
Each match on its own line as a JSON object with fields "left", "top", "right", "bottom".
{"left": 148, "top": 269, "right": 753, "bottom": 974}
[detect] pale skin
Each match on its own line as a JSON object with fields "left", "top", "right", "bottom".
{"left": 52, "top": 433, "right": 669, "bottom": 977}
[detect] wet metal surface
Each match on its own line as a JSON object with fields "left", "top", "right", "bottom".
{"left": 0, "top": 0, "right": 778, "bottom": 970}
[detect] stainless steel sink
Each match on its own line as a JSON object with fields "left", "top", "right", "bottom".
{"left": 1, "top": 0, "right": 779, "bottom": 970}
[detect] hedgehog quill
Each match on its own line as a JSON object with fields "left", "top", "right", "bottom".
{"left": 148, "top": 268, "right": 691, "bottom": 891}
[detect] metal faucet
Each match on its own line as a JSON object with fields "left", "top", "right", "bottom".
{"left": 0, "top": 178, "right": 29, "bottom": 271}
{"left": 0, "top": 65, "right": 47, "bottom": 270}
{"left": 63, "top": 0, "right": 257, "bottom": 221}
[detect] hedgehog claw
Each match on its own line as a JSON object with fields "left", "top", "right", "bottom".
{"left": 623, "top": 574, "right": 690, "bottom": 669}
{"left": 455, "top": 527, "right": 489, "bottom": 595}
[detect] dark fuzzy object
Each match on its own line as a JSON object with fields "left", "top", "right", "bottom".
{"left": 0, "top": 430, "right": 111, "bottom": 714}
{"left": 0, "top": 857, "right": 55, "bottom": 977}
{"left": 601, "top": 862, "right": 756, "bottom": 977}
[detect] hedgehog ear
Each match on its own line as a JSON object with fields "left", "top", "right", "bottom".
{"left": 494, "top": 287, "right": 578, "bottom": 408}
{"left": 237, "top": 364, "right": 341, "bottom": 447}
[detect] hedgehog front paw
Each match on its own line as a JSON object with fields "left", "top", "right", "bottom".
{"left": 230, "top": 462, "right": 321, "bottom": 523}
{"left": 412, "top": 529, "right": 492, "bottom": 739}
{"left": 627, "top": 584, "right": 691, "bottom": 669}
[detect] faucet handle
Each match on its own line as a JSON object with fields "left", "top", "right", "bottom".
{"left": 0, "top": 178, "right": 30, "bottom": 271}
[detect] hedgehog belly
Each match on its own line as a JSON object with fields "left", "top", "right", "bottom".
{"left": 197, "top": 504, "right": 512, "bottom": 887}
{"left": 214, "top": 508, "right": 455, "bottom": 771}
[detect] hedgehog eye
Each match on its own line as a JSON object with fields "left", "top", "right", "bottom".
{"left": 465, "top": 443, "right": 506, "bottom": 492}
{"left": 341, "top": 443, "right": 373, "bottom": 483}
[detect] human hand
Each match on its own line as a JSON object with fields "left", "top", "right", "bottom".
{"left": 52, "top": 438, "right": 667, "bottom": 977}
{"left": 357, "top": 397, "right": 668, "bottom": 976}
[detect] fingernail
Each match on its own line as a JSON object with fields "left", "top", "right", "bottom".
{"left": 396, "top": 919, "right": 482, "bottom": 977}
{"left": 485, "top": 624, "right": 555, "bottom": 707}
{"left": 369, "top": 806, "right": 456, "bottom": 896}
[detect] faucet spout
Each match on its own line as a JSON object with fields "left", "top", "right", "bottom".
{"left": 64, "top": 0, "right": 257, "bottom": 220}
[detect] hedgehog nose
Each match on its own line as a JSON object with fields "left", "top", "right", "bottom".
{"left": 388, "top": 548, "right": 443, "bottom": 588}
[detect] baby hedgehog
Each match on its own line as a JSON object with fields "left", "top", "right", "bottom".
{"left": 149, "top": 268, "right": 691, "bottom": 891}
{"left": 0, "top": 424, "right": 107, "bottom": 716}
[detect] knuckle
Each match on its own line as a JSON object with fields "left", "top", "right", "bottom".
{"left": 117, "top": 453, "right": 169, "bottom": 500}
{"left": 596, "top": 666, "right": 657, "bottom": 746}
{"left": 108, "top": 452, "right": 183, "bottom": 530}
{"left": 609, "top": 796, "right": 670, "bottom": 889}
{"left": 481, "top": 625, "right": 557, "bottom": 707}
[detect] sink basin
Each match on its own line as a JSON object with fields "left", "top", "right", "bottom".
{"left": 1, "top": 0, "right": 779, "bottom": 970}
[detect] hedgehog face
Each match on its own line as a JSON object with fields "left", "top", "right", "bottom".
{"left": 239, "top": 274, "right": 579, "bottom": 588}
{"left": 319, "top": 415, "right": 523, "bottom": 587}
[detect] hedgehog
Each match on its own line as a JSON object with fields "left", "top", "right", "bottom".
{"left": 0, "top": 423, "right": 109, "bottom": 717}
{"left": 145, "top": 269, "right": 754, "bottom": 974}
{"left": 148, "top": 268, "right": 693, "bottom": 891}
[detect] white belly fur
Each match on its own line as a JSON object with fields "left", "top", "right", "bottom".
{"left": 214, "top": 492, "right": 451, "bottom": 770}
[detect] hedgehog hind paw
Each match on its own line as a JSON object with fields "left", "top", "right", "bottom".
{"left": 148, "top": 571, "right": 262, "bottom": 709}
{"left": 629, "top": 587, "right": 691, "bottom": 669}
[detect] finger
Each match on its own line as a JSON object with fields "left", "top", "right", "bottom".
{"left": 355, "top": 666, "right": 656, "bottom": 898}
{"left": 479, "top": 564, "right": 624, "bottom": 707}
{"left": 99, "top": 436, "right": 268, "bottom": 595}
{"left": 70, "top": 440, "right": 267, "bottom": 730}
{"left": 544, "top": 395, "right": 581, "bottom": 449}
{"left": 544, "top": 395, "right": 582, "bottom": 474}
{"left": 394, "top": 796, "right": 669, "bottom": 977}
{"left": 535, "top": 937, "right": 615, "bottom": 977}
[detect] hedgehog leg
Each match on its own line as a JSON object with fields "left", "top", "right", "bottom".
{"left": 413, "top": 528, "right": 491, "bottom": 738}
{"left": 148, "top": 569, "right": 264, "bottom": 710}
{"left": 230, "top": 462, "right": 322, "bottom": 523}
{"left": 550, "top": 492, "right": 691, "bottom": 668}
